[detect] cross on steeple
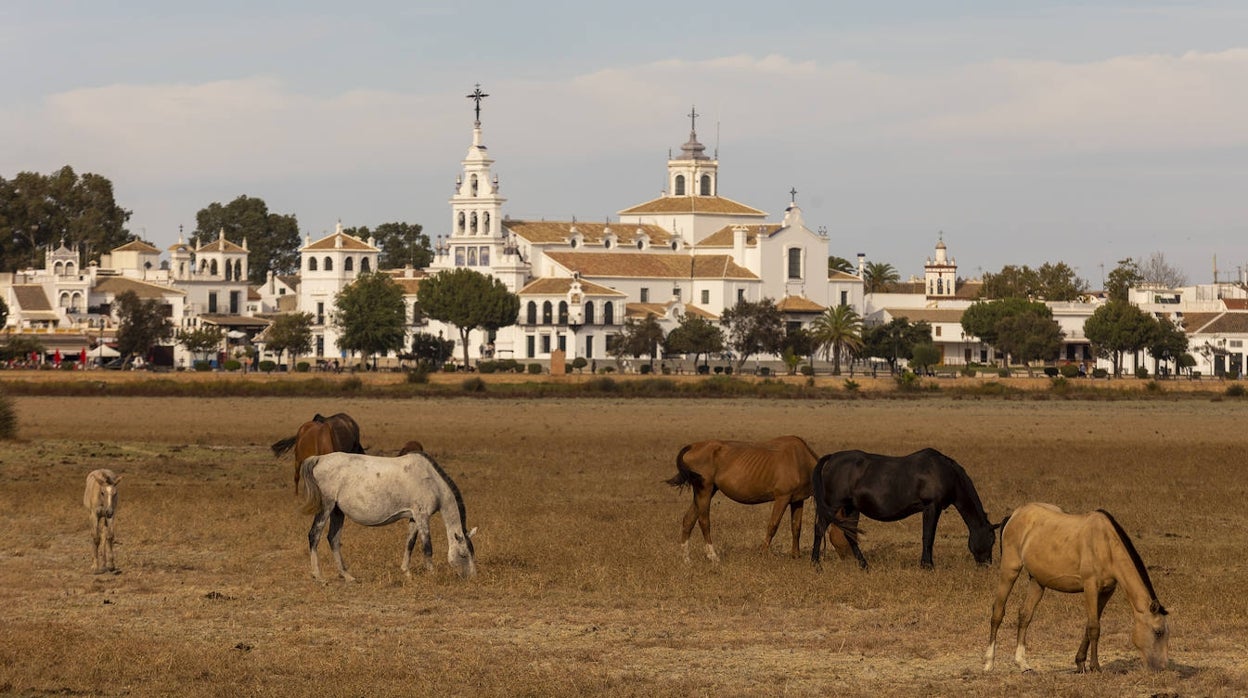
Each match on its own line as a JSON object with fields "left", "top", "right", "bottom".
{"left": 688, "top": 105, "right": 699, "bottom": 134}
{"left": 467, "top": 83, "right": 489, "bottom": 125}
{"left": 790, "top": 187, "right": 798, "bottom": 203}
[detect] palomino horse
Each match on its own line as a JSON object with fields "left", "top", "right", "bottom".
{"left": 984, "top": 503, "right": 1169, "bottom": 673}
{"left": 83, "top": 469, "right": 121, "bottom": 574}
{"left": 810, "top": 448, "right": 996, "bottom": 569}
{"left": 397, "top": 440, "right": 425, "bottom": 456}
{"left": 271, "top": 412, "right": 366, "bottom": 487}
{"left": 297, "top": 452, "right": 477, "bottom": 581}
{"left": 667, "top": 436, "right": 852, "bottom": 563}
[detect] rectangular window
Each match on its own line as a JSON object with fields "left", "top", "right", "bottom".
{"left": 557, "top": 334, "right": 566, "bottom": 352}
{"left": 935, "top": 326, "right": 942, "bottom": 337}
{"left": 229, "top": 291, "right": 240, "bottom": 314}
{"left": 316, "top": 302, "right": 325, "bottom": 325}
{"left": 541, "top": 334, "right": 551, "bottom": 354}
{"left": 737, "top": 289, "right": 745, "bottom": 303}
{"left": 467, "top": 247, "right": 478, "bottom": 266}
{"left": 640, "top": 287, "right": 649, "bottom": 302}
{"left": 787, "top": 248, "right": 802, "bottom": 279}
{"left": 700, "top": 289, "right": 710, "bottom": 305}
{"left": 454, "top": 247, "right": 465, "bottom": 266}
{"left": 479, "top": 246, "right": 490, "bottom": 266}
{"left": 315, "top": 335, "right": 324, "bottom": 357}
{"left": 526, "top": 335, "right": 535, "bottom": 358}
{"left": 585, "top": 335, "right": 594, "bottom": 359}
{"left": 672, "top": 287, "right": 681, "bottom": 300}
{"left": 1231, "top": 340, "right": 1244, "bottom": 349}
{"left": 207, "top": 292, "right": 218, "bottom": 314}
{"left": 840, "top": 291, "right": 848, "bottom": 306}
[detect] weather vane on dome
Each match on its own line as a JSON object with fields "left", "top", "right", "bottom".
{"left": 467, "top": 84, "right": 489, "bottom": 125}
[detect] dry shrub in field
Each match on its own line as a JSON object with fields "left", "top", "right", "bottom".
{"left": 0, "top": 389, "right": 16, "bottom": 438}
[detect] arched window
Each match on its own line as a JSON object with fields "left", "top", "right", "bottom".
{"left": 603, "top": 302, "right": 614, "bottom": 325}
{"left": 470, "top": 175, "right": 479, "bottom": 196}
{"left": 483, "top": 212, "right": 490, "bottom": 233}
{"left": 200, "top": 259, "right": 208, "bottom": 273}
{"left": 360, "top": 257, "right": 370, "bottom": 273}
{"left": 467, "top": 247, "right": 478, "bottom": 265}
{"left": 526, "top": 301, "right": 538, "bottom": 324}
{"left": 324, "top": 256, "right": 333, "bottom": 272}
{"left": 542, "top": 301, "right": 553, "bottom": 324}
{"left": 470, "top": 212, "right": 478, "bottom": 234}
{"left": 66, "top": 262, "right": 76, "bottom": 276}
{"left": 558, "top": 301, "right": 569, "bottom": 325}
{"left": 210, "top": 259, "right": 219, "bottom": 276}
{"left": 234, "top": 260, "right": 242, "bottom": 280}
{"left": 54, "top": 261, "right": 64, "bottom": 275}
{"left": 674, "top": 174, "right": 686, "bottom": 196}
{"left": 458, "top": 212, "right": 466, "bottom": 233}
{"left": 700, "top": 175, "right": 712, "bottom": 196}
{"left": 937, "top": 277, "right": 944, "bottom": 294}
{"left": 224, "top": 261, "right": 232, "bottom": 280}
{"left": 584, "top": 301, "right": 595, "bottom": 325}
{"left": 787, "top": 248, "right": 802, "bottom": 280}
{"left": 308, "top": 257, "right": 318, "bottom": 272}
{"left": 344, "top": 257, "right": 354, "bottom": 272}
{"left": 636, "top": 240, "right": 644, "bottom": 250}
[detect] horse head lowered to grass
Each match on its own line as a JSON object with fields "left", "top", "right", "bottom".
{"left": 667, "top": 435, "right": 852, "bottom": 563}
{"left": 271, "top": 412, "right": 366, "bottom": 487}
{"left": 297, "top": 451, "right": 477, "bottom": 581}
{"left": 984, "top": 502, "right": 1169, "bottom": 673}
{"left": 810, "top": 447, "right": 997, "bottom": 569}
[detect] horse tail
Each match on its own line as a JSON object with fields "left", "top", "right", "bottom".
{"left": 1096, "top": 509, "right": 1166, "bottom": 613}
{"left": 271, "top": 435, "right": 297, "bottom": 458}
{"left": 665, "top": 445, "right": 702, "bottom": 490}
{"left": 812, "top": 455, "right": 860, "bottom": 545}
{"left": 994, "top": 513, "right": 1012, "bottom": 559}
{"left": 296, "top": 457, "right": 324, "bottom": 515}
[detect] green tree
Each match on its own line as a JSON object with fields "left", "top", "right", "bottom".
{"left": 961, "top": 298, "right": 1052, "bottom": 363}
{"left": 1146, "top": 317, "right": 1189, "bottom": 376}
{"left": 861, "top": 318, "right": 932, "bottom": 373}
{"left": 264, "top": 312, "right": 314, "bottom": 368}
{"left": 910, "top": 342, "right": 942, "bottom": 374}
{"left": 782, "top": 326, "right": 816, "bottom": 374}
{"left": 0, "top": 334, "right": 45, "bottom": 362}
{"left": 810, "top": 304, "right": 864, "bottom": 375}
{"left": 175, "top": 326, "right": 224, "bottom": 362}
{"left": 979, "top": 262, "right": 1087, "bottom": 301}
{"left": 113, "top": 290, "right": 173, "bottom": 364}
{"left": 193, "top": 195, "right": 300, "bottom": 283}
{"left": 828, "top": 255, "right": 855, "bottom": 275}
{"left": 994, "top": 311, "right": 1065, "bottom": 375}
{"left": 616, "top": 315, "right": 666, "bottom": 370}
{"left": 417, "top": 268, "right": 520, "bottom": 368}
{"left": 1083, "top": 300, "right": 1155, "bottom": 376}
{"left": 720, "top": 299, "right": 785, "bottom": 371}
{"left": 343, "top": 222, "right": 432, "bottom": 270}
{"left": 0, "top": 166, "right": 132, "bottom": 271}
{"left": 1105, "top": 258, "right": 1143, "bottom": 302}
{"left": 334, "top": 273, "right": 408, "bottom": 369}
{"left": 410, "top": 332, "right": 455, "bottom": 367}
{"left": 863, "top": 261, "right": 900, "bottom": 294}
{"left": 0, "top": 297, "right": 7, "bottom": 328}
{"left": 664, "top": 314, "right": 724, "bottom": 371}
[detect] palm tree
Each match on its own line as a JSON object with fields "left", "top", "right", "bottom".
{"left": 863, "top": 261, "right": 900, "bottom": 294}
{"left": 827, "top": 255, "right": 855, "bottom": 275}
{"left": 811, "top": 305, "right": 864, "bottom": 375}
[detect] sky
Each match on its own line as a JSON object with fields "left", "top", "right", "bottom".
{"left": 2, "top": 1, "right": 1246, "bottom": 286}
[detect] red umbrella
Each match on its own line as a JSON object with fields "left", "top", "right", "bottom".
{"left": 79, "top": 348, "right": 88, "bottom": 367}
{"left": 54, "top": 349, "right": 62, "bottom": 366}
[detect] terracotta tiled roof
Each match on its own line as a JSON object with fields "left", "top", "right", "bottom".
{"left": 199, "top": 314, "right": 271, "bottom": 328}
{"left": 1223, "top": 298, "right": 1248, "bottom": 311}
{"left": 1186, "top": 311, "right": 1248, "bottom": 334}
{"left": 12, "top": 285, "right": 53, "bottom": 311}
{"left": 93, "top": 276, "right": 186, "bottom": 299}
{"left": 776, "top": 295, "right": 826, "bottom": 313}
{"left": 618, "top": 195, "right": 766, "bottom": 217}
{"left": 383, "top": 269, "right": 427, "bottom": 295}
{"left": 197, "top": 237, "right": 247, "bottom": 253}
{"left": 518, "top": 277, "right": 626, "bottom": 297}
{"left": 623, "top": 301, "right": 717, "bottom": 320}
{"left": 881, "top": 307, "right": 968, "bottom": 323}
{"left": 546, "top": 251, "right": 758, "bottom": 280}
{"left": 829, "top": 270, "right": 862, "bottom": 282}
{"left": 505, "top": 220, "right": 673, "bottom": 246}
{"left": 695, "top": 224, "right": 780, "bottom": 247}
{"left": 303, "top": 232, "right": 378, "bottom": 251}
{"left": 890, "top": 280, "right": 983, "bottom": 300}
{"left": 112, "top": 239, "right": 161, "bottom": 253}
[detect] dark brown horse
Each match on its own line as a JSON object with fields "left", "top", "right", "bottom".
{"left": 667, "top": 436, "right": 852, "bottom": 563}
{"left": 271, "top": 413, "right": 366, "bottom": 487}
{"left": 810, "top": 448, "right": 996, "bottom": 569}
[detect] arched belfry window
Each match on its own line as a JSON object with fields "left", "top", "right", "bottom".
{"left": 471, "top": 212, "right": 478, "bottom": 234}
{"left": 526, "top": 301, "right": 537, "bottom": 324}
{"left": 787, "top": 248, "right": 802, "bottom": 280}
{"left": 558, "top": 301, "right": 569, "bottom": 325}
{"left": 483, "top": 212, "right": 490, "bottom": 234}
{"left": 324, "top": 256, "right": 333, "bottom": 272}
{"left": 210, "top": 259, "right": 219, "bottom": 276}
{"left": 585, "top": 301, "right": 596, "bottom": 325}
{"left": 603, "top": 302, "right": 614, "bottom": 325}
{"left": 674, "top": 175, "right": 686, "bottom": 196}
{"left": 344, "top": 257, "right": 354, "bottom": 272}
{"left": 308, "top": 257, "right": 318, "bottom": 272}
{"left": 458, "top": 212, "right": 466, "bottom": 233}
{"left": 360, "top": 257, "right": 370, "bottom": 273}
{"left": 470, "top": 175, "right": 479, "bottom": 197}
{"left": 542, "top": 301, "right": 553, "bottom": 324}
{"left": 700, "top": 175, "right": 712, "bottom": 196}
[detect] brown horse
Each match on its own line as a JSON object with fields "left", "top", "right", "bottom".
{"left": 984, "top": 503, "right": 1170, "bottom": 673}
{"left": 271, "top": 413, "right": 366, "bottom": 487}
{"left": 667, "top": 435, "right": 851, "bottom": 563}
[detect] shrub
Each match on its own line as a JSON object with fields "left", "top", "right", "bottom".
{"left": 341, "top": 376, "right": 363, "bottom": 392}
{"left": 1050, "top": 376, "right": 1069, "bottom": 394}
{"left": 295, "top": 362, "right": 311, "bottom": 373}
{"left": 1092, "top": 368, "right": 1108, "bottom": 379}
{"left": 443, "top": 362, "right": 457, "bottom": 373}
{"left": 1227, "top": 383, "right": 1246, "bottom": 397}
{"left": 960, "top": 365, "right": 976, "bottom": 377}
{"left": 461, "top": 376, "right": 486, "bottom": 393}
{"left": 571, "top": 357, "right": 588, "bottom": 373}
{"left": 60, "top": 361, "right": 77, "bottom": 371}
{"left": 639, "top": 364, "right": 652, "bottom": 374}
{"left": 223, "top": 359, "right": 242, "bottom": 372}
{"left": 757, "top": 367, "right": 771, "bottom": 376}
{"left": 800, "top": 365, "right": 814, "bottom": 376}
{"left": 477, "top": 361, "right": 498, "bottom": 374}
{"left": 527, "top": 363, "right": 543, "bottom": 375}
{"left": 406, "top": 367, "right": 429, "bottom": 384}
{"left": 843, "top": 379, "right": 860, "bottom": 393}
{"left": 1135, "top": 366, "right": 1150, "bottom": 379}
{"left": 1059, "top": 364, "right": 1080, "bottom": 379}
{"left": 193, "top": 360, "right": 213, "bottom": 372}
{"left": 259, "top": 360, "right": 277, "bottom": 373}
{"left": 895, "top": 371, "right": 921, "bottom": 391}
{"left": 1145, "top": 380, "right": 1162, "bottom": 393}
{"left": 583, "top": 377, "right": 617, "bottom": 393}
{"left": 1043, "top": 366, "right": 1059, "bottom": 378}
{"left": 0, "top": 391, "right": 17, "bottom": 439}
{"left": 997, "top": 368, "right": 1010, "bottom": 378}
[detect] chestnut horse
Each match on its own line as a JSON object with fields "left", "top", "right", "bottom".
{"left": 810, "top": 448, "right": 996, "bottom": 569}
{"left": 271, "top": 412, "right": 366, "bottom": 487}
{"left": 984, "top": 503, "right": 1169, "bottom": 673}
{"left": 667, "top": 436, "right": 851, "bottom": 563}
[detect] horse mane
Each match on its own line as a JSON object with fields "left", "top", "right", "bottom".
{"left": 930, "top": 449, "right": 989, "bottom": 522}
{"left": 420, "top": 453, "right": 473, "bottom": 554}
{"left": 1096, "top": 509, "right": 1164, "bottom": 610}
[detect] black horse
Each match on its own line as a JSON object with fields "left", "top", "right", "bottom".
{"left": 810, "top": 448, "right": 996, "bottom": 569}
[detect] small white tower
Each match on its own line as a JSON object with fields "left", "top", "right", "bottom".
{"left": 924, "top": 233, "right": 957, "bottom": 298}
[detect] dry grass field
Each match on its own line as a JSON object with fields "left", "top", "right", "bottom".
{"left": 2, "top": 394, "right": 1247, "bottom": 697}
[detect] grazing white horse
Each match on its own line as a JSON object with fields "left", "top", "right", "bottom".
{"left": 297, "top": 452, "right": 477, "bottom": 582}
{"left": 83, "top": 469, "right": 121, "bottom": 574}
